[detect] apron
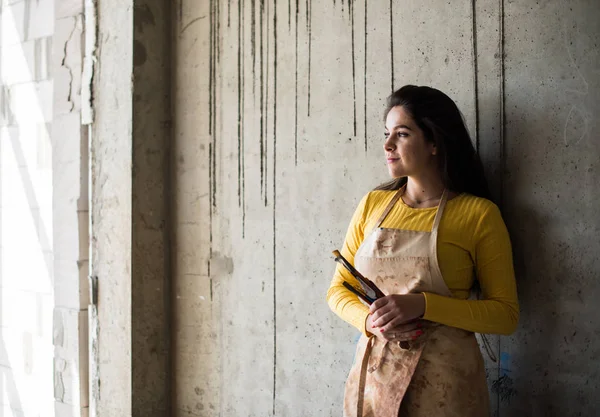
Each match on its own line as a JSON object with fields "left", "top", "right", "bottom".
{"left": 343, "top": 187, "right": 490, "bottom": 417}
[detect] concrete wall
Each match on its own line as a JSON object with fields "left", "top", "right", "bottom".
{"left": 90, "top": 0, "right": 172, "bottom": 416}
{"left": 501, "top": 1, "right": 600, "bottom": 415}
{"left": 52, "top": 0, "right": 89, "bottom": 416}
{"left": 0, "top": 0, "right": 55, "bottom": 415}
{"left": 172, "top": 0, "right": 600, "bottom": 416}
{"left": 0, "top": 0, "right": 89, "bottom": 416}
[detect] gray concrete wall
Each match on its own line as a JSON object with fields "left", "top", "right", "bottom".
{"left": 173, "top": 0, "right": 600, "bottom": 416}
{"left": 90, "top": 0, "right": 172, "bottom": 416}
{"left": 90, "top": 0, "right": 133, "bottom": 414}
{"left": 500, "top": 1, "right": 600, "bottom": 415}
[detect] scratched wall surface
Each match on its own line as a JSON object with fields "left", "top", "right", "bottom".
{"left": 499, "top": 1, "right": 600, "bottom": 416}
{"left": 172, "top": 1, "right": 600, "bottom": 416}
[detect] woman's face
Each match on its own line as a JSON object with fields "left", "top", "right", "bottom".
{"left": 383, "top": 106, "right": 437, "bottom": 179}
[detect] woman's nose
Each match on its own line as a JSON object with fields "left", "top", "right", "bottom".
{"left": 383, "top": 138, "right": 394, "bottom": 151}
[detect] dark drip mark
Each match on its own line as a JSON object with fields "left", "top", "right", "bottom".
{"left": 307, "top": 0, "right": 312, "bottom": 117}
{"left": 228, "top": 0, "right": 231, "bottom": 27}
{"left": 238, "top": 0, "right": 243, "bottom": 210}
{"left": 389, "top": 0, "right": 394, "bottom": 92}
{"left": 289, "top": 0, "right": 291, "bottom": 30}
{"left": 294, "top": 0, "right": 299, "bottom": 165}
{"left": 241, "top": 0, "right": 247, "bottom": 237}
{"left": 265, "top": 0, "right": 270, "bottom": 207}
{"left": 208, "top": 0, "right": 217, "bottom": 271}
{"left": 471, "top": 0, "right": 480, "bottom": 153}
{"left": 499, "top": 0, "right": 506, "bottom": 210}
{"left": 350, "top": 0, "right": 356, "bottom": 137}
{"left": 305, "top": 0, "right": 309, "bottom": 30}
{"left": 209, "top": 278, "right": 213, "bottom": 302}
{"left": 252, "top": 0, "right": 256, "bottom": 96}
{"left": 208, "top": 140, "right": 213, "bottom": 276}
{"left": 208, "top": 0, "right": 218, "bottom": 215}
{"left": 497, "top": 2, "right": 505, "bottom": 412}
{"left": 212, "top": 136, "right": 217, "bottom": 211}
{"left": 217, "top": 0, "right": 222, "bottom": 68}
{"left": 273, "top": 0, "right": 278, "bottom": 414}
{"left": 214, "top": 0, "right": 220, "bottom": 209}
{"left": 260, "top": 0, "right": 265, "bottom": 199}
{"left": 208, "top": 0, "right": 215, "bottom": 136}
{"left": 363, "top": 0, "right": 368, "bottom": 152}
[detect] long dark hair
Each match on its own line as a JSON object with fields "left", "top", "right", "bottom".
{"left": 375, "top": 85, "right": 491, "bottom": 200}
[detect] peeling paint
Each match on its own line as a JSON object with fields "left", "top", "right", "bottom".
{"left": 54, "top": 358, "right": 67, "bottom": 402}
{"left": 61, "top": 15, "right": 79, "bottom": 113}
{"left": 82, "top": 0, "right": 98, "bottom": 125}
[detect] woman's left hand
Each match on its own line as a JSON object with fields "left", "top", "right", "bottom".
{"left": 369, "top": 294, "right": 426, "bottom": 333}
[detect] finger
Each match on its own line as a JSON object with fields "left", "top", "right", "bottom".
{"left": 384, "top": 329, "right": 425, "bottom": 342}
{"left": 370, "top": 304, "right": 395, "bottom": 326}
{"left": 387, "top": 321, "right": 421, "bottom": 334}
{"left": 378, "top": 315, "right": 412, "bottom": 333}
{"left": 369, "top": 296, "right": 392, "bottom": 314}
{"left": 372, "top": 310, "right": 399, "bottom": 329}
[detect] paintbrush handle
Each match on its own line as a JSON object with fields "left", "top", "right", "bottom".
{"left": 342, "top": 282, "right": 374, "bottom": 305}
{"left": 332, "top": 249, "right": 385, "bottom": 300}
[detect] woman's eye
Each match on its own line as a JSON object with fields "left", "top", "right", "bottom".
{"left": 397, "top": 132, "right": 408, "bottom": 138}
{"left": 384, "top": 133, "right": 390, "bottom": 138}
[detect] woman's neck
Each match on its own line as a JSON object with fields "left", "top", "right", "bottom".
{"left": 403, "top": 176, "right": 445, "bottom": 206}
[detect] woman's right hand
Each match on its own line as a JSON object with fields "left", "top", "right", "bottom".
{"left": 366, "top": 313, "right": 424, "bottom": 342}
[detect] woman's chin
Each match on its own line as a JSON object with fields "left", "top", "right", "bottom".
{"left": 387, "top": 169, "right": 405, "bottom": 179}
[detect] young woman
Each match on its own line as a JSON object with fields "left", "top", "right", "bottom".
{"left": 327, "top": 85, "right": 519, "bottom": 417}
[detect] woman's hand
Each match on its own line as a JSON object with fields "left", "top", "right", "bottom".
{"left": 366, "top": 313, "right": 424, "bottom": 341}
{"left": 369, "top": 294, "right": 426, "bottom": 336}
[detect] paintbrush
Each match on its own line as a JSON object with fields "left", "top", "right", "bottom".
{"left": 342, "top": 281, "right": 376, "bottom": 305}
{"left": 332, "top": 250, "right": 385, "bottom": 302}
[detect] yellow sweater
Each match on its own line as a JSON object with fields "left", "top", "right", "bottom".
{"left": 327, "top": 190, "right": 519, "bottom": 336}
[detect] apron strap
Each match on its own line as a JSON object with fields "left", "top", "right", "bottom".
{"left": 374, "top": 186, "right": 405, "bottom": 229}
{"left": 429, "top": 189, "right": 449, "bottom": 259}
{"left": 430, "top": 188, "right": 449, "bottom": 233}
{"left": 428, "top": 189, "right": 453, "bottom": 298}
{"left": 356, "top": 336, "right": 375, "bottom": 416}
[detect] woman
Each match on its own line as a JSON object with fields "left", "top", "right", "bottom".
{"left": 327, "top": 85, "right": 519, "bottom": 417}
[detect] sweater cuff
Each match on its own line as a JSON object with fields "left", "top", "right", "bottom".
{"left": 422, "top": 292, "right": 434, "bottom": 321}
{"left": 363, "top": 312, "right": 373, "bottom": 337}
{"left": 356, "top": 306, "right": 371, "bottom": 336}
{"left": 422, "top": 292, "right": 449, "bottom": 324}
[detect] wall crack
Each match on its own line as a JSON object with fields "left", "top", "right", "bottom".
{"left": 61, "top": 15, "right": 80, "bottom": 113}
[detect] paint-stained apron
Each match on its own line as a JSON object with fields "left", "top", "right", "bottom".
{"left": 343, "top": 188, "right": 490, "bottom": 417}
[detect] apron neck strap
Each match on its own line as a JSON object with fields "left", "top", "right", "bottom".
{"left": 374, "top": 187, "right": 404, "bottom": 229}
{"left": 431, "top": 188, "right": 449, "bottom": 233}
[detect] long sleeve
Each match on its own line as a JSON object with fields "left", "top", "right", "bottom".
{"left": 326, "top": 194, "right": 372, "bottom": 335}
{"left": 422, "top": 203, "right": 519, "bottom": 335}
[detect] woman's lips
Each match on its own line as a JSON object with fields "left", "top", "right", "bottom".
{"left": 387, "top": 158, "right": 399, "bottom": 164}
